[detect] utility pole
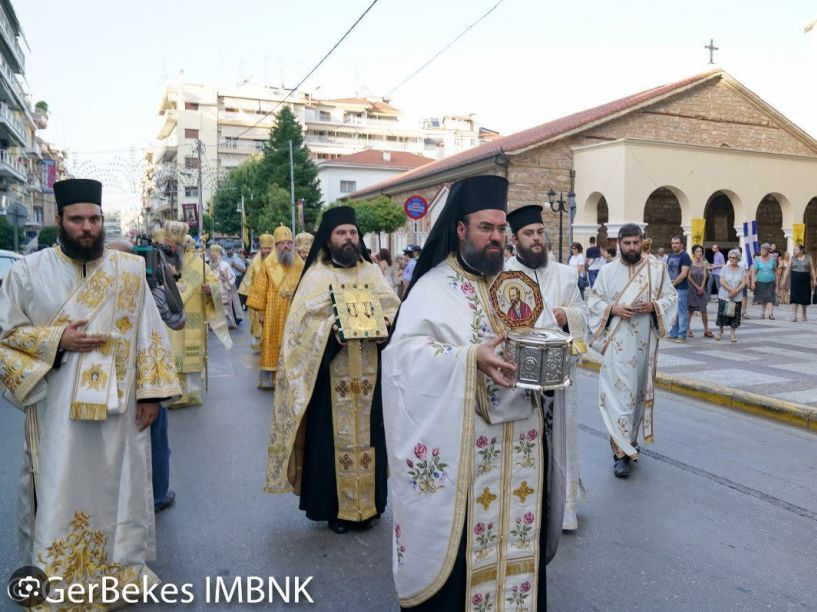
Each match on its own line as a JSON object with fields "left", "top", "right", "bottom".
{"left": 289, "top": 139, "right": 296, "bottom": 234}
{"left": 196, "top": 138, "right": 208, "bottom": 393}
{"left": 197, "top": 139, "right": 204, "bottom": 234}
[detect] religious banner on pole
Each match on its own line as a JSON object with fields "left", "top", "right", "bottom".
{"left": 792, "top": 223, "right": 805, "bottom": 247}
{"left": 182, "top": 203, "right": 199, "bottom": 228}
{"left": 690, "top": 218, "right": 705, "bottom": 248}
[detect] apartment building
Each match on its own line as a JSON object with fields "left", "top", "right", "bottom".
{"left": 144, "top": 76, "right": 494, "bottom": 221}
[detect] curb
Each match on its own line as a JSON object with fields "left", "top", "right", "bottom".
{"left": 577, "top": 355, "right": 817, "bottom": 433}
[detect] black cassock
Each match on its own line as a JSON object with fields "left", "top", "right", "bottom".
{"left": 298, "top": 334, "right": 388, "bottom": 524}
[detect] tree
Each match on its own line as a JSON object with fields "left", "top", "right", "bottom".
{"left": 0, "top": 216, "right": 23, "bottom": 251}
{"left": 352, "top": 195, "right": 408, "bottom": 249}
{"left": 189, "top": 213, "right": 214, "bottom": 239}
{"left": 38, "top": 226, "right": 59, "bottom": 248}
{"left": 256, "top": 106, "right": 322, "bottom": 229}
{"left": 211, "top": 158, "right": 263, "bottom": 235}
{"left": 255, "top": 186, "right": 292, "bottom": 233}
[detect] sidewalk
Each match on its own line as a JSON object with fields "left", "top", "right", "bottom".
{"left": 580, "top": 298, "right": 817, "bottom": 431}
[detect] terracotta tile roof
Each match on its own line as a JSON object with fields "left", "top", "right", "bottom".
{"left": 350, "top": 69, "right": 723, "bottom": 198}
{"left": 322, "top": 150, "right": 434, "bottom": 169}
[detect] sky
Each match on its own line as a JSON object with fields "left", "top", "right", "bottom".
{"left": 14, "top": 0, "right": 817, "bottom": 214}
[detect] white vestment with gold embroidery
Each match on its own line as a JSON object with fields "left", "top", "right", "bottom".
{"left": 585, "top": 257, "right": 677, "bottom": 458}
{"left": 504, "top": 257, "right": 588, "bottom": 530}
{"left": 383, "top": 255, "right": 564, "bottom": 611}
{"left": 0, "top": 247, "right": 181, "bottom": 605}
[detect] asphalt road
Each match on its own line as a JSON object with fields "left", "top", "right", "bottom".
{"left": 1, "top": 324, "right": 815, "bottom": 611}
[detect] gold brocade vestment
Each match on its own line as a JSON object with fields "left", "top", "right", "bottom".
{"left": 246, "top": 252, "right": 304, "bottom": 372}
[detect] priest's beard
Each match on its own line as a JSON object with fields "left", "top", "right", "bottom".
{"left": 621, "top": 250, "right": 642, "bottom": 265}
{"left": 276, "top": 246, "right": 294, "bottom": 267}
{"left": 59, "top": 225, "right": 105, "bottom": 262}
{"left": 461, "top": 230, "right": 504, "bottom": 276}
{"left": 516, "top": 242, "right": 547, "bottom": 269}
{"left": 329, "top": 240, "right": 362, "bottom": 267}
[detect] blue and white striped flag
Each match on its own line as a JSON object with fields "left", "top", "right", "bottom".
{"left": 742, "top": 220, "right": 758, "bottom": 266}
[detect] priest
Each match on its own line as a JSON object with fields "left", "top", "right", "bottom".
{"left": 382, "top": 176, "right": 565, "bottom": 611}
{"left": 295, "top": 231, "right": 314, "bottom": 261}
{"left": 167, "top": 227, "right": 232, "bottom": 408}
{"left": 585, "top": 223, "right": 678, "bottom": 478}
{"left": 505, "top": 204, "right": 588, "bottom": 531}
{"left": 209, "top": 244, "right": 239, "bottom": 329}
{"left": 238, "top": 233, "right": 274, "bottom": 354}
{"left": 0, "top": 179, "right": 181, "bottom": 605}
{"left": 247, "top": 226, "right": 304, "bottom": 389}
{"left": 264, "top": 207, "right": 400, "bottom": 533}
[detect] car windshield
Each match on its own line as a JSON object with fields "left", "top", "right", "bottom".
{"left": 0, "top": 255, "right": 19, "bottom": 279}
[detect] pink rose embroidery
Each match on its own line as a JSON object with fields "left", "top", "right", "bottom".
{"left": 521, "top": 581, "right": 531, "bottom": 593}
{"left": 394, "top": 525, "right": 401, "bottom": 539}
{"left": 476, "top": 435, "right": 489, "bottom": 449}
{"left": 474, "top": 522, "right": 485, "bottom": 535}
{"left": 523, "top": 512, "right": 535, "bottom": 525}
{"left": 527, "top": 429, "right": 538, "bottom": 441}
{"left": 432, "top": 447, "right": 440, "bottom": 457}
{"left": 414, "top": 443, "right": 427, "bottom": 459}
{"left": 472, "top": 593, "right": 483, "bottom": 606}
{"left": 461, "top": 281, "right": 475, "bottom": 296}
{"left": 406, "top": 458, "right": 413, "bottom": 468}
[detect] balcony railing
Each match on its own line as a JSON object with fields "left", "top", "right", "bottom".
{"left": 218, "top": 139, "right": 266, "bottom": 154}
{"left": 0, "top": 52, "right": 26, "bottom": 111}
{"left": 304, "top": 110, "right": 411, "bottom": 131}
{"left": 0, "top": 148, "right": 26, "bottom": 179}
{"left": 0, "top": 7, "right": 24, "bottom": 71}
{"left": 0, "top": 102, "right": 27, "bottom": 145}
{"left": 218, "top": 110, "right": 275, "bottom": 126}
{"left": 305, "top": 134, "right": 425, "bottom": 152}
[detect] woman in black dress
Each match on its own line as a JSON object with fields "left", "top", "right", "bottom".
{"left": 785, "top": 244, "right": 815, "bottom": 321}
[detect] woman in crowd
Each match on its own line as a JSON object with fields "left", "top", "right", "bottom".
{"left": 687, "top": 244, "right": 712, "bottom": 337}
{"left": 750, "top": 243, "right": 777, "bottom": 319}
{"left": 785, "top": 244, "right": 816, "bottom": 322}
{"left": 378, "top": 248, "right": 399, "bottom": 294}
{"left": 777, "top": 251, "right": 790, "bottom": 306}
{"left": 716, "top": 249, "right": 747, "bottom": 342}
{"left": 568, "top": 242, "right": 588, "bottom": 298}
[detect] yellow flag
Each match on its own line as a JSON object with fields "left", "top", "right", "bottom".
{"left": 792, "top": 223, "right": 805, "bottom": 247}
{"left": 690, "top": 218, "right": 706, "bottom": 248}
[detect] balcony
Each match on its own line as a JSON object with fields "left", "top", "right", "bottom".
{"left": 0, "top": 102, "right": 26, "bottom": 146}
{"left": 0, "top": 7, "right": 24, "bottom": 73}
{"left": 218, "top": 109, "right": 275, "bottom": 127}
{"left": 218, "top": 139, "right": 266, "bottom": 154}
{"left": 0, "top": 51, "right": 27, "bottom": 112}
{"left": 0, "top": 148, "right": 26, "bottom": 181}
{"left": 304, "top": 110, "right": 413, "bottom": 132}
{"left": 27, "top": 140, "right": 42, "bottom": 159}
{"left": 305, "top": 133, "right": 425, "bottom": 153}
{"left": 156, "top": 109, "right": 177, "bottom": 139}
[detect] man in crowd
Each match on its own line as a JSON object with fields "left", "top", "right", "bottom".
{"left": 666, "top": 235, "right": 691, "bottom": 343}
{"left": 585, "top": 235, "right": 603, "bottom": 286}
{"left": 506, "top": 204, "right": 588, "bottom": 531}
{"left": 586, "top": 224, "right": 678, "bottom": 478}
{"left": 0, "top": 179, "right": 181, "bottom": 603}
{"left": 247, "top": 226, "right": 304, "bottom": 389}
{"left": 707, "top": 243, "right": 725, "bottom": 302}
{"left": 295, "top": 231, "right": 314, "bottom": 261}
{"left": 210, "top": 244, "right": 239, "bottom": 329}
{"left": 166, "top": 225, "right": 232, "bottom": 408}
{"left": 239, "top": 233, "right": 274, "bottom": 354}
{"left": 401, "top": 245, "right": 420, "bottom": 294}
{"left": 383, "top": 176, "right": 565, "bottom": 610}
{"left": 264, "top": 207, "right": 399, "bottom": 534}
{"left": 225, "top": 242, "right": 246, "bottom": 323}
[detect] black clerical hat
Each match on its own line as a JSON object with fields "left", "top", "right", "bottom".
{"left": 321, "top": 205, "right": 357, "bottom": 230}
{"left": 450, "top": 175, "right": 508, "bottom": 219}
{"left": 507, "top": 204, "right": 544, "bottom": 234}
{"left": 54, "top": 179, "right": 102, "bottom": 211}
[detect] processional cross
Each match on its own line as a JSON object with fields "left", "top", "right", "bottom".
{"left": 705, "top": 38, "right": 719, "bottom": 64}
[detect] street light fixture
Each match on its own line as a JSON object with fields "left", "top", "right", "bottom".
{"left": 547, "top": 188, "right": 576, "bottom": 263}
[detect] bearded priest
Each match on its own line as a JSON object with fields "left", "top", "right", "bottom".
{"left": 382, "top": 176, "right": 566, "bottom": 611}
{"left": 238, "top": 233, "right": 274, "bottom": 353}
{"left": 264, "top": 207, "right": 400, "bottom": 534}
{"left": 0, "top": 179, "right": 182, "bottom": 605}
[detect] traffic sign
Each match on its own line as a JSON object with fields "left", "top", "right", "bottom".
{"left": 404, "top": 194, "right": 429, "bottom": 220}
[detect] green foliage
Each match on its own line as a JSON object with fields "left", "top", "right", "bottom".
{"left": 189, "top": 213, "right": 214, "bottom": 239}
{"left": 255, "top": 186, "right": 292, "bottom": 233}
{"left": 35, "top": 100, "right": 48, "bottom": 113}
{"left": 350, "top": 195, "right": 407, "bottom": 240}
{"left": 0, "top": 216, "right": 23, "bottom": 250}
{"left": 37, "top": 226, "right": 59, "bottom": 248}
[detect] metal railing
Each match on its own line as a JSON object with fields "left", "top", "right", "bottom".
{"left": 305, "top": 134, "right": 425, "bottom": 152}
{"left": 304, "top": 111, "right": 413, "bottom": 131}
{"left": 218, "top": 139, "right": 265, "bottom": 153}
{"left": 0, "top": 148, "right": 25, "bottom": 178}
{"left": 0, "top": 102, "right": 26, "bottom": 144}
{"left": 0, "top": 53, "right": 26, "bottom": 110}
{"left": 0, "top": 7, "right": 24, "bottom": 70}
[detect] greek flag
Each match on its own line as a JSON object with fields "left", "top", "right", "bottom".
{"left": 742, "top": 220, "right": 758, "bottom": 266}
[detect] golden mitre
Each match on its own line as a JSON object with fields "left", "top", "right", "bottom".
{"left": 258, "top": 233, "right": 275, "bottom": 248}
{"left": 183, "top": 235, "right": 196, "bottom": 252}
{"left": 151, "top": 225, "right": 167, "bottom": 243}
{"left": 273, "top": 224, "right": 293, "bottom": 244}
{"left": 165, "top": 220, "right": 190, "bottom": 245}
{"left": 295, "top": 231, "right": 314, "bottom": 250}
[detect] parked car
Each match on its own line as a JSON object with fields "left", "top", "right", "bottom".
{"left": 0, "top": 248, "right": 23, "bottom": 286}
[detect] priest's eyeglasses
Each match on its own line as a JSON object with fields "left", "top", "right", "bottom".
{"left": 469, "top": 222, "right": 508, "bottom": 236}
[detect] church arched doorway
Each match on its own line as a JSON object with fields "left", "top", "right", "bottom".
{"left": 704, "top": 191, "right": 739, "bottom": 249}
{"left": 805, "top": 197, "right": 817, "bottom": 260}
{"left": 643, "top": 187, "right": 683, "bottom": 251}
{"left": 756, "top": 194, "right": 785, "bottom": 251}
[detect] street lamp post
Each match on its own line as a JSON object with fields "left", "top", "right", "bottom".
{"left": 547, "top": 187, "right": 576, "bottom": 263}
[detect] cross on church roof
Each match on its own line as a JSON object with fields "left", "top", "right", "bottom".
{"left": 705, "top": 38, "right": 719, "bottom": 64}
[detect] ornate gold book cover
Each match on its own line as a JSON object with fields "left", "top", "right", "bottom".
{"left": 329, "top": 283, "right": 388, "bottom": 341}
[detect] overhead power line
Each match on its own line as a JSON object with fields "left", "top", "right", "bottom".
{"left": 383, "top": 0, "right": 505, "bottom": 98}
{"left": 235, "top": 0, "right": 380, "bottom": 139}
